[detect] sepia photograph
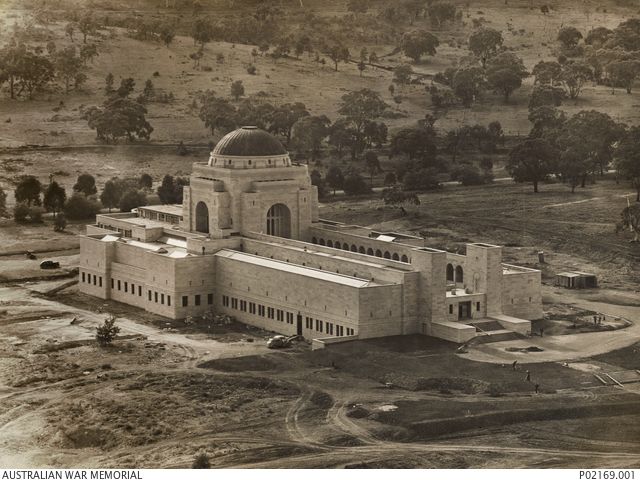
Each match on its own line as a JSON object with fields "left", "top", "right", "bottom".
{"left": 0, "top": 0, "right": 639, "bottom": 472}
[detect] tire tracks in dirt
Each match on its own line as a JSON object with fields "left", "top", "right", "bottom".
{"left": 285, "top": 390, "right": 332, "bottom": 451}
{"left": 226, "top": 442, "right": 640, "bottom": 468}
{"left": 325, "top": 400, "right": 379, "bottom": 445}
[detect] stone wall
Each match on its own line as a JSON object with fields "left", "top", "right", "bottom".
{"left": 464, "top": 243, "right": 503, "bottom": 316}
{"left": 412, "top": 248, "right": 447, "bottom": 335}
{"left": 430, "top": 321, "right": 477, "bottom": 344}
{"left": 188, "top": 163, "right": 313, "bottom": 240}
{"left": 213, "top": 252, "right": 403, "bottom": 339}
{"left": 241, "top": 238, "right": 408, "bottom": 284}
{"left": 501, "top": 269, "right": 543, "bottom": 320}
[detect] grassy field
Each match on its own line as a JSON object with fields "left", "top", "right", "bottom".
{"left": 0, "top": 0, "right": 638, "bottom": 151}
{"left": 320, "top": 176, "right": 640, "bottom": 287}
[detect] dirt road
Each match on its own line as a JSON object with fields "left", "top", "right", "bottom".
{"left": 466, "top": 287, "right": 640, "bottom": 365}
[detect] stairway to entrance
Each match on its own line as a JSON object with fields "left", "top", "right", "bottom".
{"left": 466, "top": 318, "right": 524, "bottom": 344}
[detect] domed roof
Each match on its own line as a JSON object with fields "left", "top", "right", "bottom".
{"left": 212, "top": 126, "right": 287, "bottom": 157}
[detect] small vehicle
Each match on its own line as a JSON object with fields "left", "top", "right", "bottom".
{"left": 40, "top": 260, "right": 60, "bottom": 269}
{"left": 25, "top": 251, "right": 36, "bottom": 260}
{"left": 266, "top": 335, "right": 301, "bottom": 349}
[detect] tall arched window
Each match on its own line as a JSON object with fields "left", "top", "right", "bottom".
{"left": 327, "top": 240, "right": 333, "bottom": 248}
{"left": 359, "top": 246, "right": 366, "bottom": 254}
{"left": 392, "top": 253, "right": 399, "bottom": 261}
{"left": 383, "top": 251, "right": 391, "bottom": 259}
{"left": 455, "top": 265, "right": 464, "bottom": 284}
{"left": 312, "top": 237, "right": 318, "bottom": 244}
{"left": 319, "top": 238, "right": 326, "bottom": 246}
{"left": 195, "top": 201, "right": 209, "bottom": 234}
{"left": 367, "top": 248, "right": 374, "bottom": 256}
{"left": 351, "top": 244, "right": 358, "bottom": 252}
{"left": 375, "top": 249, "right": 382, "bottom": 257}
{"left": 401, "top": 254, "right": 409, "bottom": 263}
{"left": 266, "top": 203, "right": 291, "bottom": 238}
{"left": 446, "top": 264, "right": 454, "bottom": 282}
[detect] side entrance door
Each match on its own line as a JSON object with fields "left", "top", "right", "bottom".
{"left": 458, "top": 301, "right": 472, "bottom": 320}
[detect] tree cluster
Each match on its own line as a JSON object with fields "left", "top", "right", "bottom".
{"left": 550, "top": 19, "right": 640, "bottom": 95}
{"left": 508, "top": 107, "right": 630, "bottom": 194}
{"left": 86, "top": 78, "right": 153, "bottom": 143}
{"left": 157, "top": 175, "right": 189, "bottom": 204}
{"left": 126, "top": 17, "right": 176, "bottom": 47}
{"left": 401, "top": 30, "right": 439, "bottom": 62}
{"left": 100, "top": 176, "right": 150, "bottom": 212}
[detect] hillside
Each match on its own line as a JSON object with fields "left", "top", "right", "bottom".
{"left": 0, "top": 0, "right": 639, "bottom": 150}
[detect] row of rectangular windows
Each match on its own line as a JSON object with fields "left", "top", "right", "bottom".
{"left": 97, "top": 224, "right": 132, "bottom": 238}
{"left": 111, "top": 277, "right": 145, "bottom": 299}
{"left": 138, "top": 211, "right": 181, "bottom": 224}
{"left": 84, "top": 275, "right": 356, "bottom": 336}
{"left": 105, "top": 274, "right": 213, "bottom": 309}
{"left": 222, "top": 295, "right": 294, "bottom": 323}
{"left": 304, "top": 316, "right": 352, "bottom": 336}
{"left": 181, "top": 293, "right": 214, "bottom": 307}
{"left": 222, "top": 295, "right": 355, "bottom": 337}
{"left": 81, "top": 272, "right": 103, "bottom": 287}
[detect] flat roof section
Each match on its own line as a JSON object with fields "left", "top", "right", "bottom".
{"left": 138, "top": 204, "right": 184, "bottom": 217}
{"left": 99, "top": 215, "right": 169, "bottom": 229}
{"left": 557, "top": 271, "right": 596, "bottom": 278}
{"left": 96, "top": 234, "right": 193, "bottom": 257}
{"left": 100, "top": 235, "right": 120, "bottom": 242}
{"left": 312, "top": 222, "right": 424, "bottom": 246}
{"left": 215, "top": 249, "right": 380, "bottom": 288}
{"left": 243, "top": 236, "right": 411, "bottom": 273}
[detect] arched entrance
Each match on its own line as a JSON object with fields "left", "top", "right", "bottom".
{"left": 195, "top": 201, "right": 209, "bottom": 234}
{"left": 266, "top": 203, "right": 291, "bottom": 238}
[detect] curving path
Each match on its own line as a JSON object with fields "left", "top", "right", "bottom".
{"left": 465, "top": 288, "right": 640, "bottom": 364}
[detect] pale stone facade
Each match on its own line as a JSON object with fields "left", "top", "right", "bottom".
{"left": 79, "top": 126, "right": 543, "bottom": 344}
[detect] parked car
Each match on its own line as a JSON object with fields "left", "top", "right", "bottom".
{"left": 40, "top": 260, "right": 60, "bottom": 269}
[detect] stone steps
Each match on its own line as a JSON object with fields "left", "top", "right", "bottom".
{"left": 466, "top": 319, "right": 504, "bottom": 332}
{"left": 472, "top": 329, "right": 522, "bottom": 344}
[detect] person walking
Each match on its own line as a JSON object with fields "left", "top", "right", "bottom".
{"left": 535, "top": 383, "right": 539, "bottom": 394}
{"left": 512, "top": 360, "right": 518, "bottom": 371}
{"left": 526, "top": 370, "right": 531, "bottom": 382}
